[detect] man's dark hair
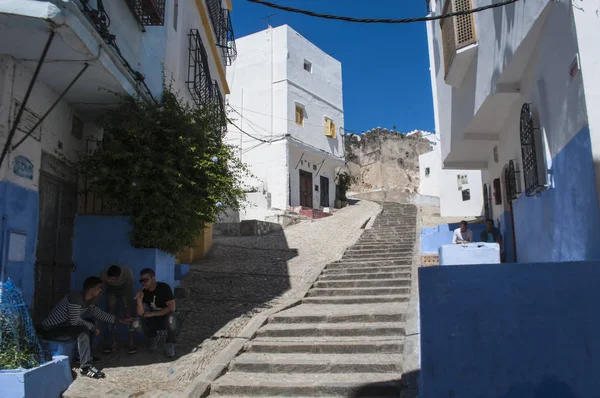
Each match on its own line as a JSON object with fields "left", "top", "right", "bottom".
{"left": 140, "top": 268, "right": 155, "bottom": 277}
{"left": 83, "top": 276, "right": 103, "bottom": 292}
{"left": 107, "top": 265, "right": 122, "bottom": 278}
{"left": 460, "top": 220, "right": 468, "bottom": 226}
{"left": 486, "top": 219, "right": 495, "bottom": 224}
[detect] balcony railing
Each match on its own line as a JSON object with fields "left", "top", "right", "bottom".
{"left": 440, "top": 0, "right": 477, "bottom": 82}
{"left": 126, "top": 0, "right": 166, "bottom": 26}
{"left": 187, "top": 29, "right": 213, "bottom": 107}
{"left": 205, "top": 0, "right": 237, "bottom": 65}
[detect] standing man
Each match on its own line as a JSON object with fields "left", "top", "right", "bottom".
{"left": 41, "top": 277, "right": 132, "bottom": 378}
{"left": 452, "top": 220, "right": 473, "bottom": 244}
{"left": 101, "top": 264, "right": 137, "bottom": 354}
{"left": 135, "top": 268, "right": 179, "bottom": 358}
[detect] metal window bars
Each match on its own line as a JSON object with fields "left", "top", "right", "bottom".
{"left": 126, "top": 0, "right": 166, "bottom": 26}
{"left": 504, "top": 160, "right": 519, "bottom": 204}
{"left": 187, "top": 29, "right": 213, "bottom": 107}
{"left": 520, "top": 103, "right": 544, "bottom": 196}
{"left": 205, "top": 0, "right": 237, "bottom": 65}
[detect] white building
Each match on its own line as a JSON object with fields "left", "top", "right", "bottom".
{"left": 0, "top": 0, "right": 233, "bottom": 320}
{"left": 226, "top": 25, "right": 345, "bottom": 220}
{"left": 426, "top": 0, "right": 600, "bottom": 263}
{"left": 409, "top": 130, "right": 484, "bottom": 217}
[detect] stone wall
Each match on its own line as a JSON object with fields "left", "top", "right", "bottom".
{"left": 344, "top": 129, "right": 433, "bottom": 194}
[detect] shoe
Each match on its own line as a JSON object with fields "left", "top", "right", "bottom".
{"left": 149, "top": 335, "right": 160, "bottom": 351}
{"left": 165, "top": 343, "right": 175, "bottom": 358}
{"left": 102, "top": 345, "right": 113, "bottom": 354}
{"left": 80, "top": 365, "right": 106, "bottom": 379}
{"left": 76, "top": 356, "right": 100, "bottom": 364}
{"left": 128, "top": 345, "right": 138, "bottom": 355}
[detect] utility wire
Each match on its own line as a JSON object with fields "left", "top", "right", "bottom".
{"left": 227, "top": 117, "right": 287, "bottom": 143}
{"left": 246, "top": 0, "right": 520, "bottom": 23}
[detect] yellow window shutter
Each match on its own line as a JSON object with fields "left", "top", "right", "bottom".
{"left": 324, "top": 118, "right": 331, "bottom": 136}
{"left": 331, "top": 122, "right": 336, "bottom": 138}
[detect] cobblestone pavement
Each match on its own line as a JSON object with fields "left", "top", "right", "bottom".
{"left": 64, "top": 200, "right": 381, "bottom": 398}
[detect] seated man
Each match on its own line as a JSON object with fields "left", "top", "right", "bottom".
{"left": 481, "top": 219, "right": 505, "bottom": 261}
{"left": 101, "top": 264, "right": 137, "bottom": 355}
{"left": 480, "top": 219, "right": 503, "bottom": 245}
{"left": 40, "top": 277, "right": 132, "bottom": 379}
{"left": 452, "top": 220, "right": 473, "bottom": 244}
{"left": 135, "top": 268, "right": 179, "bottom": 358}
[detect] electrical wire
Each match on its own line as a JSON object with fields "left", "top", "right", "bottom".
{"left": 227, "top": 117, "right": 287, "bottom": 143}
{"left": 246, "top": 0, "right": 520, "bottom": 24}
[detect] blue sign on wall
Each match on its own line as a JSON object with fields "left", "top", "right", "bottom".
{"left": 13, "top": 155, "right": 33, "bottom": 180}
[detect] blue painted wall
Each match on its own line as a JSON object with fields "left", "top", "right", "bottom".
{"left": 421, "top": 222, "right": 486, "bottom": 254}
{"left": 419, "top": 261, "right": 600, "bottom": 398}
{"left": 72, "top": 216, "right": 176, "bottom": 294}
{"left": 498, "top": 211, "right": 516, "bottom": 263}
{"left": 0, "top": 181, "right": 39, "bottom": 305}
{"left": 512, "top": 125, "right": 600, "bottom": 263}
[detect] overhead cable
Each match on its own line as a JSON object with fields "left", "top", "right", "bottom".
{"left": 246, "top": 0, "right": 520, "bottom": 24}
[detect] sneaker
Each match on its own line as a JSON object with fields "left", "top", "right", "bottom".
{"left": 102, "top": 345, "right": 113, "bottom": 354}
{"left": 80, "top": 365, "right": 106, "bottom": 379}
{"left": 165, "top": 343, "right": 175, "bottom": 358}
{"left": 149, "top": 335, "right": 160, "bottom": 351}
{"left": 128, "top": 345, "right": 138, "bottom": 355}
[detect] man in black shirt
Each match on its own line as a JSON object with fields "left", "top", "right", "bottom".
{"left": 134, "top": 268, "right": 179, "bottom": 358}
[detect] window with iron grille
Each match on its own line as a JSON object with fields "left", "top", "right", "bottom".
{"left": 210, "top": 82, "right": 226, "bottom": 140}
{"left": 520, "top": 103, "right": 546, "bottom": 196}
{"left": 126, "top": 0, "right": 166, "bottom": 26}
{"left": 205, "top": 0, "right": 237, "bottom": 65}
{"left": 187, "top": 29, "right": 213, "bottom": 107}
{"left": 504, "top": 160, "right": 521, "bottom": 204}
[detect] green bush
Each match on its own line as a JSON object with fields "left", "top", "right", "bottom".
{"left": 75, "top": 90, "right": 246, "bottom": 254}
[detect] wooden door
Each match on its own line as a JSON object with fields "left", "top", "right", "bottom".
{"left": 33, "top": 172, "right": 77, "bottom": 324}
{"left": 320, "top": 176, "right": 330, "bottom": 208}
{"left": 299, "top": 170, "right": 313, "bottom": 208}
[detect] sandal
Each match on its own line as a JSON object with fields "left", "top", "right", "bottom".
{"left": 128, "top": 345, "right": 138, "bottom": 354}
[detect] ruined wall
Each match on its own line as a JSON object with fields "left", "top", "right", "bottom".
{"left": 344, "top": 128, "right": 433, "bottom": 193}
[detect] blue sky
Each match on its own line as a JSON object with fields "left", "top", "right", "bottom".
{"left": 230, "top": 0, "right": 435, "bottom": 134}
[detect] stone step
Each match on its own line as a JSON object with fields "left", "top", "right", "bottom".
{"left": 229, "top": 353, "right": 403, "bottom": 373}
{"left": 307, "top": 287, "right": 410, "bottom": 297}
{"left": 344, "top": 250, "right": 413, "bottom": 258}
{"left": 211, "top": 372, "right": 402, "bottom": 397}
{"left": 268, "top": 304, "right": 405, "bottom": 324}
{"left": 346, "top": 246, "right": 414, "bottom": 253}
{"left": 329, "top": 256, "right": 412, "bottom": 265}
{"left": 256, "top": 321, "right": 405, "bottom": 338}
{"left": 313, "top": 279, "right": 411, "bottom": 288}
{"left": 246, "top": 339, "right": 404, "bottom": 354}
{"left": 319, "top": 271, "right": 411, "bottom": 280}
{"left": 358, "top": 237, "right": 415, "bottom": 242}
{"left": 323, "top": 265, "right": 412, "bottom": 274}
{"left": 302, "top": 294, "right": 410, "bottom": 304}
{"left": 351, "top": 244, "right": 415, "bottom": 250}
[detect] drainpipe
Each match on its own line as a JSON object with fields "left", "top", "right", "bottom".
{"left": 0, "top": 31, "right": 55, "bottom": 168}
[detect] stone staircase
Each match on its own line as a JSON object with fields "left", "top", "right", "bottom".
{"left": 209, "top": 203, "right": 417, "bottom": 397}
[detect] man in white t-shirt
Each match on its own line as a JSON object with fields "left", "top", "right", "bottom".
{"left": 452, "top": 220, "right": 473, "bottom": 244}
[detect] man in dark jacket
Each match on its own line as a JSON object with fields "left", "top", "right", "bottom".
{"left": 481, "top": 219, "right": 503, "bottom": 244}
